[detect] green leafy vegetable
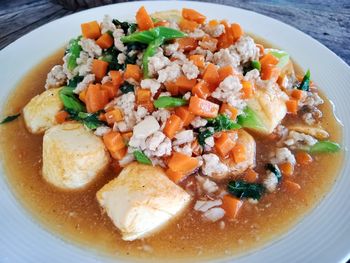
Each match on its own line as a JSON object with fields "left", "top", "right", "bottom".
{"left": 67, "top": 110, "right": 104, "bottom": 130}
{"left": 102, "top": 47, "right": 123, "bottom": 70}
{"left": 198, "top": 114, "right": 241, "bottom": 146}
{"left": 112, "top": 19, "right": 137, "bottom": 35}
{"left": 227, "top": 180, "right": 265, "bottom": 200}
{"left": 266, "top": 163, "right": 282, "bottom": 182}
{"left": 0, "top": 113, "right": 20, "bottom": 125}
{"left": 120, "top": 83, "right": 134, "bottom": 94}
{"left": 309, "top": 141, "right": 341, "bottom": 154}
{"left": 251, "top": 60, "right": 261, "bottom": 71}
{"left": 297, "top": 69, "right": 310, "bottom": 91}
{"left": 133, "top": 150, "right": 152, "bottom": 165}
{"left": 67, "top": 75, "right": 84, "bottom": 88}
{"left": 121, "top": 26, "right": 185, "bottom": 44}
{"left": 143, "top": 37, "right": 165, "bottom": 77}
{"left": 59, "top": 87, "right": 86, "bottom": 113}
{"left": 237, "top": 107, "right": 266, "bottom": 133}
{"left": 153, "top": 96, "right": 187, "bottom": 108}
{"left": 66, "top": 36, "right": 82, "bottom": 71}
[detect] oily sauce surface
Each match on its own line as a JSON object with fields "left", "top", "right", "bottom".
{"left": 0, "top": 48, "right": 343, "bottom": 262}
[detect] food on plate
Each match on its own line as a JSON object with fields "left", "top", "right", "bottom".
{"left": 0, "top": 5, "right": 343, "bottom": 260}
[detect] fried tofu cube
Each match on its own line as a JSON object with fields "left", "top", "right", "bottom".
{"left": 96, "top": 162, "right": 191, "bottom": 241}
{"left": 42, "top": 122, "right": 110, "bottom": 189}
{"left": 23, "top": 88, "right": 64, "bottom": 134}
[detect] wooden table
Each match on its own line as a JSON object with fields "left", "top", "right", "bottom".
{"left": 0, "top": 0, "right": 349, "bottom": 65}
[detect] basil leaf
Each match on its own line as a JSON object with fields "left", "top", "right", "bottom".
{"left": 297, "top": 69, "right": 310, "bottom": 91}
{"left": 154, "top": 96, "right": 187, "bottom": 108}
{"left": 59, "top": 87, "right": 86, "bottom": 113}
{"left": 112, "top": 19, "right": 137, "bottom": 35}
{"left": 67, "top": 75, "right": 84, "bottom": 88}
{"left": 266, "top": 163, "right": 282, "bottom": 182}
{"left": 198, "top": 114, "right": 241, "bottom": 146}
{"left": 0, "top": 113, "right": 20, "bottom": 125}
{"left": 227, "top": 180, "right": 265, "bottom": 200}
{"left": 120, "top": 83, "right": 134, "bottom": 94}
{"left": 66, "top": 110, "right": 104, "bottom": 130}
{"left": 309, "top": 141, "right": 341, "bottom": 154}
{"left": 133, "top": 150, "right": 152, "bottom": 165}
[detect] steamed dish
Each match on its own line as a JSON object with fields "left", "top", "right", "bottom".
{"left": 0, "top": 6, "right": 343, "bottom": 259}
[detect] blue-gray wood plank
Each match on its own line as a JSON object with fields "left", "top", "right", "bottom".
{"left": 0, "top": 0, "right": 349, "bottom": 65}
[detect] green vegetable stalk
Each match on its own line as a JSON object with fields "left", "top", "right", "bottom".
{"left": 153, "top": 96, "right": 188, "bottom": 108}
{"left": 133, "top": 150, "right": 152, "bottom": 165}
{"left": 66, "top": 37, "right": 82, "bottom": 71}
{"left": 59, "top": 87, "right": 86, "bottom": 113}
{"left": 237, "top": 107, "right": 266, "bottom": 133}
{"left": 142, "top": 37, "right": 165, "bottom": 77}
{"left": 309, "top": 141, "right": 341, "bottom": 154}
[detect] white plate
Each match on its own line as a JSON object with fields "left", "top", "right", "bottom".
{"left": 0, "top": 1, "right": 349, "bottom": 263}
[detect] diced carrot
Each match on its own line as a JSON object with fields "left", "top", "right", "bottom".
{"left": 136, "top": 6, "right": 154, "bottom": 31}
{"left": 231, "top": 143, "right": 247, "bottom": 163}
{"left": 260, "top": 53, "right": 279, "bottom": 68}
{"left": 291, "top": 89, "right": 304, "bottom": 100}
{"left": 175, "top": 106, "right": 195, "bottom": 127}
{"left": 168, "top": 152, "right": 199, "bottom": 174}
{"left": 85, "top": 84, "right": 109, "bottom": 113}
{"left": 218, "top": 65, "right": 234, "bottom": 82}
{"left": 243, "top": 168, "right": 258, "bottom": 183}
{"left": 179, "top": 19, "right": 198, "bottom": 32}
{"left": 296, "top": 152, "right": 313, "bottom": 165}
{"left": 175, "top": 75, "right": 197, "bottom": 93}
{"left": 199, "top": 35, "right": 218, "bottom": 52}
{"left": 230, "top": 23, "right": 244, "bottom": 42}
{"left": 283, "top": 180, "right": 301, "bottom": 194}
{"left": 286, "top": 99, "right": 298, "bottom": 114}
{"left": 79, "top": 89, "right": 87, "bottom": 102}
{"left": 92, "top": 59, "right": 109, "bottom": 81}
{"left": 110, "top": 147, "right": 127, "bottom": 160}
{"left": 99, "top": 112, "right": 106, "bottom": 122}
{"left": 81, "top": 21, "right": 101, "bottom": 39}
{"left": 279, "top": 162, "right": 294, "bottom": 176}
{"left": 189, "top": 54, "right": 205, "bottom": 69}
{"left": 101, "top": 81, "right": 117, "bottom": 99}
{"left": 217, "top": 20, "right": 234, "bottom": 49}
{"left": 163, "top": 114, "right": 184, "bottom": 139}
{"left": 176, "top": 37, "right": 198, "bottom": 51}
{"left": 215, "top": 132, "right": 236, "bottom": 157}
{"left": 103, "top": 131, "right": 125, "bottom": 153}
{"left": 121, "top": 131, "right": 133, "bottom": 142}
{"left": 261, "top": 64, "right": 281, "bottom": 81}
{"left": 221, "top": 195, "right": 243, "bottom": 220}
{"left": 104, "top": 108, "right": 124, "bottom": 125}
{"left": 189, "top": 96, "right": 219, "bottom": 118}
{"left": 256, "top": 44, "right": 264, "bottom": 56}
{"left": 202, "top": 63, "right": 220, "bottom": 88}
{"left": 109, "top": 70, "right": 123, "bottom": 88}
{"left": 166, "top": 168, "right": 186, "bottom": 184}
{"left": 124, "top": 64, "right": 142, "bottom": 82}
{"left": 182, "top": 8, "right": 206, "bottom": 24}
{"left": 192, "top": 80, "right": 211, "bottom": 99}
{"left": 164, "top": 81, "right": 179, "bottom": 96}
{"left": 136, "top": 89, "right": 152, "bottom": 104}
{"left": 219, "top": 103, "right": 238, "bottom": 121}
{"left": 241, "top": 80, "right": 254, "bottom": 99}
{"left": 96, "top": 33, "right": 114, "bottom": 49}
{"left": 141, "top": 101, "right": 155, "bottom": 113}
{"left": 55, "top": 111, "right": 68, "bottom": 124}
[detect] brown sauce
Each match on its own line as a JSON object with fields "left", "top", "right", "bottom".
{"left": 0, "top": 46, "right": 343, "bottom": 262}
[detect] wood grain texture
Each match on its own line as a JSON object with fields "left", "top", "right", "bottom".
{"left": 0, "top": 0, "right": 349, "bottom": 65}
